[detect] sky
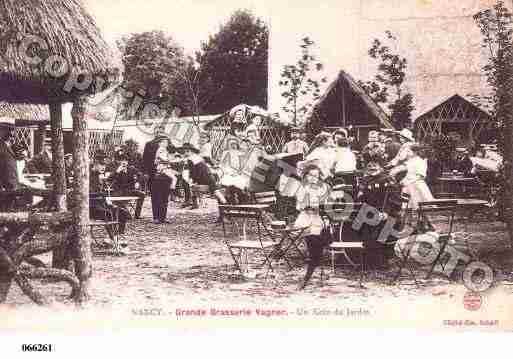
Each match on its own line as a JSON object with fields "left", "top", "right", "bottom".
{"left": 83, "top": 0, "right": 361, "bottom": 115}
{"left": 83, "top": 0, "right": 501, "bottom": 119}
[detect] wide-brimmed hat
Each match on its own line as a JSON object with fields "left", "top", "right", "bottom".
{"left": 229, "top": 104, "right": 248, "bottom": 122}
{"left": 297, "top": 159, "right": 322, "bottom": 178}
{"left": 368, "top": 130, "right": 379, "bottom": 141}
{"left": 182, "top": 142, "right": 200, "bottom": 153}
{"left": 398, "top": 128, "right": 415, "bottom": 142}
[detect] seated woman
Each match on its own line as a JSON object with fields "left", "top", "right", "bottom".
{"left": 304, "top": 132, "right": 337, "bottom": 181}
{"left": 218, "top": 136, "right": 250, "bottom": 204}
{"left": 295, "top": 163, "right": 331, "bottom": 290}
{"left": 182, "top": 142, "right": 216, "bottom": 209}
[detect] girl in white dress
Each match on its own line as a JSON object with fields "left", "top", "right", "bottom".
{"left": 294, "top": 164, "right": 331, "bottom": 289}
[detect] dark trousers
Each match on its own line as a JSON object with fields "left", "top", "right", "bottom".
{"left": 151, "top": 175, "right": 171, "bottom": 221}
{"left": 300, "top": 235, "right": 326, "bottom": 288}
{"left": 113, "top": 190, "right": 145, "bottom": 218}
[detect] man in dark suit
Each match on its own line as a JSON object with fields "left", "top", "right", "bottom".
{"left": 0, "top": 127, "right": 20, "bottom": 211}
{"left": 142, "top": 128, "right": 165, "bottom": 192}
{"left": 28, "top": 139, "right": 52, "bottom": 174}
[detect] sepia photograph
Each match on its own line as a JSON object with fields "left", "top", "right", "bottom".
{"left": 1, "top": 0, "right": 512, "bottom": 351}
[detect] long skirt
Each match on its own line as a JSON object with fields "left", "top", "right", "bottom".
{"left": 402, "top": 179, "right": 434, "bottom": 210}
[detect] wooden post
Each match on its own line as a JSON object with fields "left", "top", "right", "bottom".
{"left": 71, "top": 97, "right": 92, "bottom": 304}
{"left": 34, "top": 123, "right": 46, "bottom": 155}
{"left": 50, "top": 102, "right": 70, "bottom": 270}
{"left": 49, "top": 102, "right": 67, "bottom": 211}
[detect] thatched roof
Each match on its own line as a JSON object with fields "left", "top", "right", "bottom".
{"left": 312, "top": 70, "right": 394, "bottom": 129}
{"left": 0, "top": 0, "right": 122, "bottom": 104}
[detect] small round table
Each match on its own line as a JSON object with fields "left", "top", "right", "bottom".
{"left": 436, "top": 176, "right": 478, "bottom": 197}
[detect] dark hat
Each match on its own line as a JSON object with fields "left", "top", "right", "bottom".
{"left": 182, "top": 142, "right": 200, "bottom": 153}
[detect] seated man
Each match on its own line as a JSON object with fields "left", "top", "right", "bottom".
{"left": 356, "top": 161, "right": 397, "bottom": 268}
{"left": 110, "top": 153, "right": 146, "bottom": 219}
{"left": 89, "top": 156, "right": 130, "bottom": 245}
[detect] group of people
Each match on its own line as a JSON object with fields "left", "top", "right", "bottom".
{"left": 283, "top": 127, "right": 436, "bottom": 289}
{"left": 141, "top": 127, "right": 216, "bottom": 224}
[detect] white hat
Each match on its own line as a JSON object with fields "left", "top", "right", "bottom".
{"left": 398, "top": 129, "right": 414, "bottom": 142}
{"left": 229, "top": 104, "right": 248, "bottom": 122}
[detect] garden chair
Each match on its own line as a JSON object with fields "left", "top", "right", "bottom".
{"left": 391, "top": 199, "right": 457, "bottom": 285}
{"left": 323, "top": 202, "right": 367, "bottom": 286}
{"left": 219, "top": 204, "right": 277, "bottom": 278}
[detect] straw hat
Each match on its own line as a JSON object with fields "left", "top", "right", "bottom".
{"left": 368, "top": 130, "right": 379, "bottom": 142}
{"left": 398, "top": 128, "right": 415, "bottom": 142}
{"left": 229, "top": 104, "right": 248, "bottom": 123}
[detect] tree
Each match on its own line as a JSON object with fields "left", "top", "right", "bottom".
{"left": 474, "top": 0, "right": 513, "bottom": 240}
{"left": 279, "top": 37, "right": 327, "bottom": 126}
{"left": 358, "top": 31, "right": 414, "bottom": 129}
{"left": 116, "top": 31, "right": 189, "bottom": 120}
{"left": 197, "top": 9, "right": 268, "bottom": 114}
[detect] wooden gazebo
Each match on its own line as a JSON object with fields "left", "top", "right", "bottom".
{"left": 0, "top": 0, "right": 122, "bottom": 305}
{"left": 414, "top": 94, "right": 495, "bottom": 145}
{"left": 309, "top": 70, "right": 395, "bottom": 145}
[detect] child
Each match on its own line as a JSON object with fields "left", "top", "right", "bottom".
{"left": 295, "top": 164, "right": 331, "bottom": 290}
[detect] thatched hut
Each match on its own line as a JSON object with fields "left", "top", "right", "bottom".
{"left": 309, "top": 70, "right": 395, "bottom": 145}
{"left": 0, "top": 0, "right": 122, "bottom": 304}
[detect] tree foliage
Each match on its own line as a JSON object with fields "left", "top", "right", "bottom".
{"left": 358, "top": 31, "right": 414, "bottom": 129}
{"left": 474, "top": 0, "right": 513, "bottom": 237}
{"left": 279, "top": 37, "right": 327, "bottom": 126}
{"left": 197, "top": 9, "right": 268, "bottom": 114}
{"left": 116, "top": 31, "right": 189, "bottom": 119}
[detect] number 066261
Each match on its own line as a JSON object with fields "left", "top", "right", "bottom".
{"left": 22, "top": 344, "right": 53, "bottom": 352}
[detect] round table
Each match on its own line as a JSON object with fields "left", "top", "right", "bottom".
{"left": 436, "top": 176, "right": 478, "bottom": 197}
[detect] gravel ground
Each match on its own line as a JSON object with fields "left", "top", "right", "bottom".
{"left": 1, "top": 198, "right": 513, "bottom": 330}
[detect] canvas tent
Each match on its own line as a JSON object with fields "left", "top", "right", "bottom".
{"left": 309, "top": 70, "right": 395, "bottom": 144}
{"left": 414, "top": 94, "right": 495, "bottom": 146}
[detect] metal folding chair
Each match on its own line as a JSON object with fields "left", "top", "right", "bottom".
{"left": 323, "top": 202, "right": 367, "bottom": 286}
{"left": 391, "top": 199, "right": 457, "bottom": 285}
{"left": 418, "top": 200, "right": 457, "bottom": 279}
{"left": 219, "top": 204, "right": 277, "bottom": 278}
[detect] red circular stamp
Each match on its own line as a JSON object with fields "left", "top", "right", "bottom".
{"left": 463, "top": 291, "right": 482, "bottom": 311}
